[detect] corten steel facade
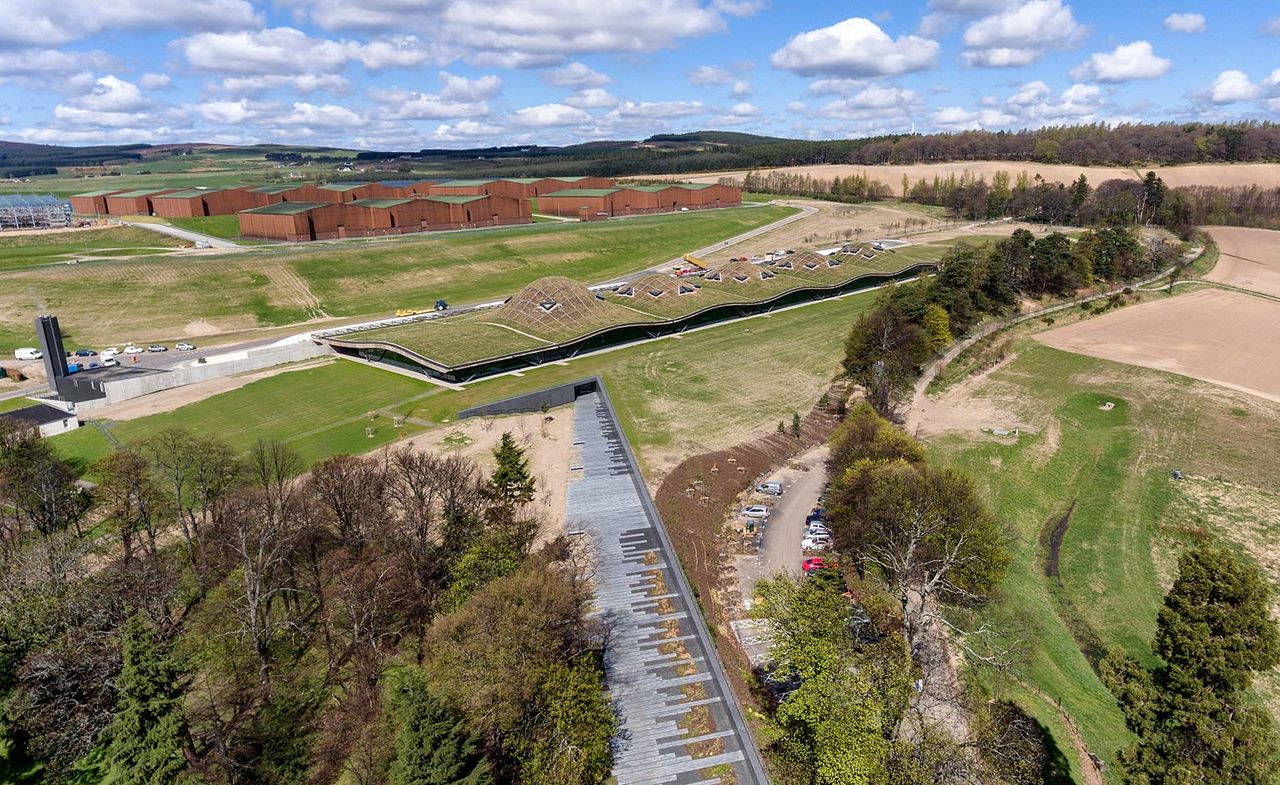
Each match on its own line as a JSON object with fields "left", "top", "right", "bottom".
{"left": 238, "top": 202, "right": 369, "bottom": 241}
{"left": 104, "top": 189, "right": 179, "bottom": 215}
{"left": 151, "top": 187, "right": 256, "bottom": 218}
{"left": 486, "top": 178, "right": 540, "bottom": 199}
{"left": 349, "top": 198, "right": 434, "bottom": 234}
{"left": 537, "top": 188, "right": 617, "bottom": 218}
{"left": 69, "top": 189, "right": 126, "bottom": 215}
{"left": 367, "top": 179, "right": 443, "bottom": 199}
{"left": 238, "top": 195, "right": 532, "bottom": 241}
{"left": 426, "top": 179, "right": 493, "bottom": 196}
{"left": 543, "top": 175, "right": 615, "bottom": 191}
{"left": 316, "top": 182, "right": 377, "bottom": 203}
{"left": 245, "top": 184, "right": 324, "bottom": 207}
{"left": 672, "top": 183, "right": 741, "bottom": 208}
{"left": 608, "top": 186, "right": 664, "bottom": 215}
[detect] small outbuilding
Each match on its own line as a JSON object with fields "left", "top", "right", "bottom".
{"left": 152, "top": 187, "right": 255, "bottom": 217}
{"left": 69, "top": 189, "right": 126, "bottom": 215}
{"left": 0, "top": 403, "right": 80, "bottom": 437}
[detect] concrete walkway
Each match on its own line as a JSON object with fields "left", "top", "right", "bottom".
{"left": 567, "top": 388, "right": 769, "bottom": 785}
{"left": 119, "top": 219, "right": 239, "bottom": 250}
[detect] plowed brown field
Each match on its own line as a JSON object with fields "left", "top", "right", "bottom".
{"left": 1205, "top": 226, "right": 1280, "bottom": 297}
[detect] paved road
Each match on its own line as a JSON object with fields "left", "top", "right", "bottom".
{"left": 119, "top": 219, "right": 239, "bottom": 250}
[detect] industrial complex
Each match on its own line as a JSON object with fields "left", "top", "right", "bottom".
{"left": 62, "top": 176, "right": 744, "bottom": 242}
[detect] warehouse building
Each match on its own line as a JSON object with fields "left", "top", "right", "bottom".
{"left": 237, "top": 201, "right": 369, "bottom": 242}
{"left": 427, "top": 179, "right": 494, "bottom": 197}
{"left": 317, "top": 182, "right": 377, "bottom": 203}
{"left": 672, "top": 182, "right": 741, "bottom": 208}
{"left": 246, "top": 184, "right": 323, "bottom": 207}
{"left": 367, "top": 179, "right": 444, "bottom": 199}
{"left": 537, "top": 188, "right": 619, "bottom": 218}
{"left": 151, "top": 187, "right": 255, "bottom": 218}
{"left": 237, "top": 193, "right": 532, "bottom": 241}
{"left": 350, "top": 198, "right": 433, "bottom": 233}
{"left": 542, "top": 175, "right": 615, "bottom": 191}
{"left": 104, "top": 188, "right": 179, "bottom": 216}
{"left": 69, "top": 189, "right": 126, "bottom": 215}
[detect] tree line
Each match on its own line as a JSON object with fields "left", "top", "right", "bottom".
{"left": 0, "top": 423, "right": 613, "bottom": 784}
{"left": 841, "top": 228, "right": 1180, "bottom": 419}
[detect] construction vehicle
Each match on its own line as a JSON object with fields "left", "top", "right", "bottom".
{"left": 682, "top": 253, "right": 708, "bottom": 269}
{"left": 395, "top": 308, "right": 425, "bottom": 317}
{"left": 434, "top": 299, "right": 449, "bottom": 311}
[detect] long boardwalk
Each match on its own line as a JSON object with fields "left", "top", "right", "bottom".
{"left": 566, "top": 388, "right": 769, "bottom": 785}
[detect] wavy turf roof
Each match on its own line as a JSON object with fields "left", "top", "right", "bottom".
{"left": 319, "top": 182, "right": 371, "bottom": 192}
{"left": 350, "top": 198, "right": 413, "bottom": 208}
{"left": 72, "top": 189, "right": 127, "bottom": 197}
{"left": 436, "top": 179, "right": 495, "bottom": 186}
{"left": 240, "top": 201, "right": 328, "bottom": 215}
{"left": 249, "top": 184, "right": 305, "bottom": 194}
{"left": 541, "top": 188, "right": 620, "bottom": 198}
{"left": 155, "top": 188, "right": 226, "bottom": 199}
{"left": 425, "top": 194, "right": 488, "bottom": 204}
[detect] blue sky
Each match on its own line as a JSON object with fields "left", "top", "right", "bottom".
{"left": 0, "top": 0, "right": 1277, "bottom": 149}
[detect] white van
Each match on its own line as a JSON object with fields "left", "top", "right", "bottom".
{"left": 14, "top": 348, "right": 42, "bottom": 361}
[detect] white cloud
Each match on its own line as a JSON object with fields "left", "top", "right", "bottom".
{"left": 1007, "top": 79, "right": 1051, "bottom": 106}
{"left": 138, "top": 73, "right": 172, "bottom": 89}
{"left": 609, "top": 100, "right": 708, "bottom": 118}
{"left": 1071, "top": 41, "right": 1171, "bottom": 83}
{"left": 511, "top": 102, "right": 592, "bottom": 127}
{"left": 0, "top": 0, "right": 260, "bottom": 47}
{"left": 711, "top": 0, "right": 766, "bottom": 16}
{"left": 1163, "top": 13, "right": 1205, "bottom": 33}
{"left": 432, "top": 119, "right": 505, "bottom": 141}
{"left": 771, "top": 17, "right": 939, "bottom": 78}
{"left": 688, "top": 65, "right": 734, "bottom": 85}
{"left": 931, "top": 105, "right": 1019, "bottom": 130}
{"left": 52, "top": 105, "right": 144, "bottom": 128}
{"left": 541, "top": 61, "right": 611, "bottom": 88}
{"left": 371, "top": 87, "right": 489, "bottom": 119}
{"left": 961, "top": 0, "right": 1087, "bottom": 68}
{"left": 73, "top": 75, "right": 151, "bottom": 112}
{"left": 823, "top": 85, "right": 922, "bottom": 113}
{"left": 356, "top": 36, "right": 438, "bottom": 69}
{"left": 273, "top": 102, "right": 364, "bottom": 129}
{"left": 807, "top": 78, "right": 865, "bottom": 96}
{"left": 729, "top": 101, "right": 760, "bottom": 115}
{"left": 1261, "top": 17, "right": 1280, "bottom": 36}
{"left": 918, "top": 0, "right": 1016, "bottom": 36}
{"left": 0, "top": 49, "right": 114, "bottom": 78}
{"left": 180, "top": 28, "right": 352, "bottom": 75}
{"left": 564, "top": 88, "right": 618, "bottom": 108}
{"left": 1205, "top": 70, "right": 1262, "bottom": 104}
{"left": 731, "top": 80, "right": 752, "bottom": 97}
{"left": 220, "top": 74, "right": 349, "bottom": 95}
{"left": 198, "top": 99, "right": 269, "bottom": 124}
{"left": 438, "top": 71, "right": 502, "bottom": 100}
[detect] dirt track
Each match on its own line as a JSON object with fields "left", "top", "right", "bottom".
{"left": 1035, "top": 289, "right": 1280, "bottom": 403}
{"left": 643, "top": 161, "right": 1280, "bottom": 191}
{"left": 1204, "top": 226, "right": 1280, "bottom": 297}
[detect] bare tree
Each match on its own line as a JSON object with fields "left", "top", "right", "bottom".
{"left": 309, "top": 453, "right": 390, "bottom": 552}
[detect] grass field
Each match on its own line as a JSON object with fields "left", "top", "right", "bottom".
{"left": 929, "top": 342, "right": 1280, "bottom": 783}
{"left": 0, "top": 226, "right": 187, "bottom": 270}
{"left": 0, "top": 205, "right": 795, "bottom": 351}
{"left": 55, "top": 284, "right": 876, "bottom": 477}
{"left": 166, "top": 215, "right": 243, "bottom": 239}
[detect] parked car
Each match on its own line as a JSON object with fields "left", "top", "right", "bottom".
{"left": 147, "top": 344, "right": 167, "bottom": 353}
{"left": 806, "top": 524, "right": 832, "bottom": 537}
{"left": 802, "top": 557, "right": 829, "bottom": 574}
{"left": 123, "top": 345, "right": 143, "bottom": 354}
{"left": 742, "top": 505, "right": 771, "bottom": 520}
{"left": 101, "top": 347, "right": 120, "bottom": 359}
{"left": 87, "top": 361, "right": 100, "bottom": 369}
{"left": 74, "top": 349, "right": 97, "bottom": 357}
{"left": 755, "top": 481, "right": 783, "bottom": 496}
{"left": 175, "top": 342, "right": 196, "bottom": 351}
{"left": 801, "top": 537, "right": 829, "bottom": 552}
{"left": 14, "top": 348, "right": 42, "bottom": 361}
{"left": 101, "top": 357, "right": 119, "bottom": 367}
{"left": 66, "top": 363, "right": 80, "bottom": 374}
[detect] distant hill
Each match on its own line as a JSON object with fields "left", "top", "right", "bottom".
{"left": 0, "top": 140, "right": 151, "bottom": 177}
{"left": 644, "top": 131, "right": 799, "bottom": 146}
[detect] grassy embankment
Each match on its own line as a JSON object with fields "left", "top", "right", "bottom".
{"left": 0, "top": 205, "right": 795, "bottom": 351}
{"left": 53, "top": 284, "right": 876, "bottom": 477}
{"left": 930, "top": 343, "right": 1280, "bottom": 784}
{"left": 0, "top": 227, "right": 186, "bottom": 271}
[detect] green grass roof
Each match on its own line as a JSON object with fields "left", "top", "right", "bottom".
{"left": 319, "top": 182, "right": 371, "bottom": 192}
{"left": 548, "top": 176, "right": 592, "bottom": 182}
{"left": 436, "top": 179, "right": 495, "bottom": 187}
{"left": 541, "top": 188, "right": 620, "bottom": 198}
{"left": 502, "top": 178, "right": 543, "bottom": 184}
{"left": 72, "top": 189, "right": 126, "bottom": 197}
{"left": 350, "top": 198, "right": 413, "bottom": 208}
{"left": 239, "top": 201, "right": 328, "bottom": 215}
{"left": 623, "top": 185, "right": 675, "bottom": 192}
{"left": 425, "top": 195, "right": 488, "bottom": 204}
{"left": 155, "top": 188, "right": 226, "bottom": 199}
{"left": 111, "top": 189, "right": 173, "bottom": 198}
{"left": 249, "top": 184, "right": 306, "bottom": 194}
{"left": 673, "top": 183, "right": 715, "bottom": 190}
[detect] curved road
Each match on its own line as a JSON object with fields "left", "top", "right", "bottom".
{"left": 120, "top": 219, "right": 239, "bottom": 250}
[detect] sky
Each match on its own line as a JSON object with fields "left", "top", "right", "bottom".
{"left": 0, "top": 0, "right": 1278, "bottom": 149}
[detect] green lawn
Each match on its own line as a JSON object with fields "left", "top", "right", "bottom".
{"left": 1, "top": 206, "right": 796, "bottom": 351}
{"left": 166, "top": 215, "right": 243, "bottom": 239}
{"left": 0, "top": 227, "right": 187, "bottom": 270}
{"left": 930, "top": 342, "right": 1280, "bottom": 783}
{"left": 55, "top": 285, "right": 875, "bottom": 476}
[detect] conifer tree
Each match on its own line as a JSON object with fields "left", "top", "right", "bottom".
{"left": 487, "top": 433, "right": 535, "bottom": 509}
{"left": 389, "top": 671, "right": 492, "bottom": 785}
{"left": 102, "top": 615, "right": 190, "bottom": 785}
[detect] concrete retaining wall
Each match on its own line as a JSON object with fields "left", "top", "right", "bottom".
{"left": 458, "top": 378, "right": 598, "bottom": 418}
{"left": 78, "top": 342, "right": 331, "bottom": 411}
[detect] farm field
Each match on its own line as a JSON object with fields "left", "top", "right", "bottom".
{"left": 926, "top": 343, "right": 1280, "bottom": 784}
{"left": 55, "top": 284, "right": 877, "bottom": 478}
{"left": 1204, "top": 225, "right": 1280, "bottom": 297}
{"left": 1036, "top": 289, "right": 1280, "bottom": 404}
{"left": 0, "top": 205, "right": 794, "bottom": 351}
{"left": 0, "top": 225, "right": 187, "bottom": 270}
{"left": 653, "top": 161, "right": 1280, "bottom": 191}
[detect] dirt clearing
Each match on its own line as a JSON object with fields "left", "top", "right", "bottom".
{"left": 1035, "top": 289, "right": 1280, "bottom": 403}
{"left": 1204, "top": 226, "right": 1280, "bottom": 297}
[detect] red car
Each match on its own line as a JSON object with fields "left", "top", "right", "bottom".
{"left": 803, "top": 557, "right": 829, "bottom": 575}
